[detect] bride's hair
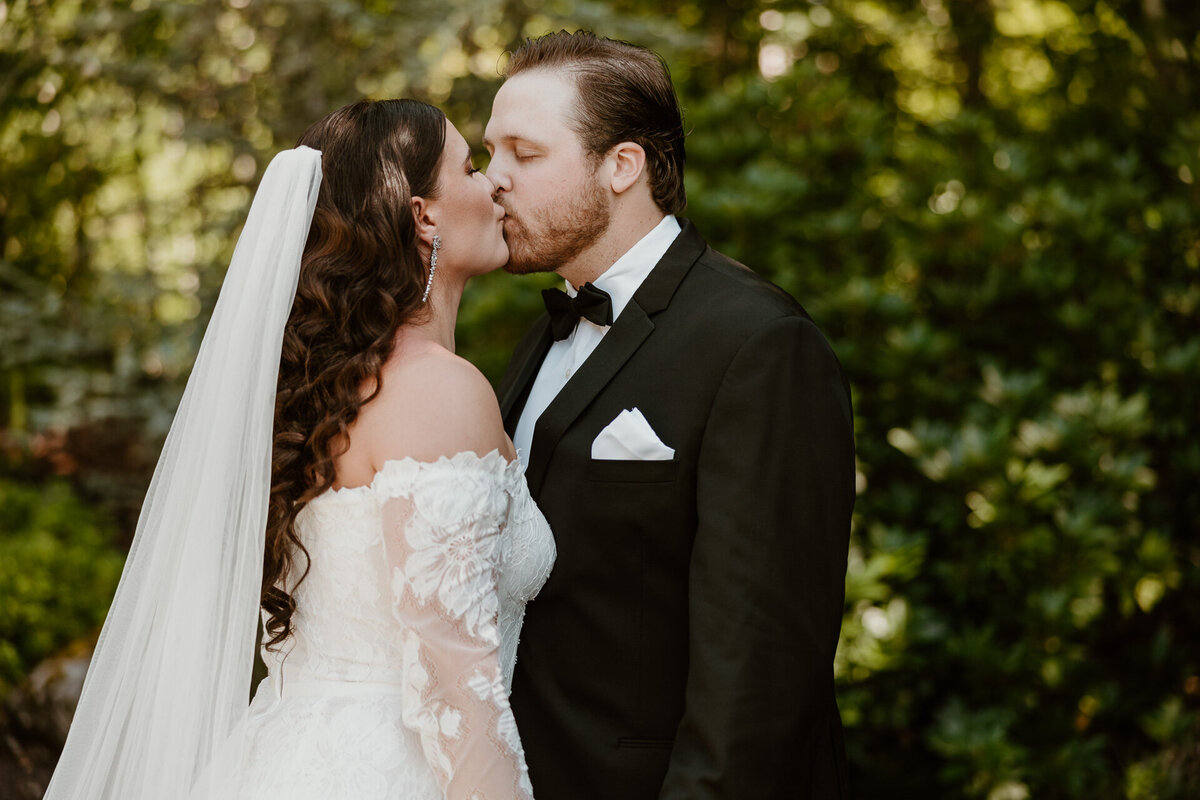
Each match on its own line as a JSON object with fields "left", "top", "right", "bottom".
{"left": 263, "top": 99, "right": 447, "bottom": 651}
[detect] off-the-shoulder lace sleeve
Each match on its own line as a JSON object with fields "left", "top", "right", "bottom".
{"left": 375, "top": 454, "right": 533, "bottom": 800}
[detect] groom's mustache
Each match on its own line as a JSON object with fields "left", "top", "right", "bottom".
{"left": 495, "top": 199, "right": 518, "bottom": 224}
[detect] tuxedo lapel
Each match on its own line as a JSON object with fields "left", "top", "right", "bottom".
{"left": 523, "top": 304, "right": 653, "bottom": 495}
{"left": 629, "top": 219, "right": 707, "bottom": 317}
{"left": 522, "top": 220, "right": 708, "bottom": 495}
{"left": 499, "top": 316, "right": 553, "bottom": 435}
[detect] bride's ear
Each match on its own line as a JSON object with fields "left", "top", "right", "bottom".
{"left": 411, "top": 195, "right": 439, "bottom": 249}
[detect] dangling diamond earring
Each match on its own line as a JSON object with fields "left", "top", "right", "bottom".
{"left": 421, "top": 234, "right": 441, "bottom": 303}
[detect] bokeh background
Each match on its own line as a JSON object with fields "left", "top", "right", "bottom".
{"left": 2, "top": 0, "right": 1198, "bottom": 797}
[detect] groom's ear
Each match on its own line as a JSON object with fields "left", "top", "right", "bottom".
{"left": 607, "top": 142, "right": 647, "bottom": 196}
{"left": 411, "top": 195, "right": 438, "bottom": 246}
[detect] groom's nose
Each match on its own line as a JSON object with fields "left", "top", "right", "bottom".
{"left": 485, "top": 159, "right": 511, "bottom": 197}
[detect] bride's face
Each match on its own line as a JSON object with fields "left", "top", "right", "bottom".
{"left": 423, "top": 122, "right": 508, "bottom": 277}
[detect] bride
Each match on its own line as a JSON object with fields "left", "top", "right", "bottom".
{"left": 42, "top": 99, "right": 555, "bottom": 799}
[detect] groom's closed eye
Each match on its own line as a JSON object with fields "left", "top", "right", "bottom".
{"left": 487, "top": 133, "right": 548, "bottom": 152}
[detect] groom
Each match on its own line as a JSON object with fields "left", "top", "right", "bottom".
{"left": 486, "top": 31, "right": 855, "bottom": 799}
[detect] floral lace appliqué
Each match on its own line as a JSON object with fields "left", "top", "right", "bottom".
{"left": 221, "top": 451, "right": 552, "bottom": 800}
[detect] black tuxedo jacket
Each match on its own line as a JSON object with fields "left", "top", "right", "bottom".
{"left": 499, "top": 220, "right": 854, "bottom": 800}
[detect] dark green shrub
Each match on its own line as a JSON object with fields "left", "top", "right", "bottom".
{"left": 675, "top": 2, "right": 1200, "bottom": 796}
{"left": 0, "top": 479, "right": 124, "bottom": 690}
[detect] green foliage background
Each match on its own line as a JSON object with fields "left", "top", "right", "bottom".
{"left": 1, "top": 0, "right": 1197, "bottom": 796}
{"left": 0, "top": 479, "right": 124, "bottom": 688}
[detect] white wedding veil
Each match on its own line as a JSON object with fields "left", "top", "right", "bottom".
{"left": 43, "top": 146, "right": 323, "bottom": 799}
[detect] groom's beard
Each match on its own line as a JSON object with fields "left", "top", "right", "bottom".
{"left": 501, "top": 178, "right": 611, "bottom": 275}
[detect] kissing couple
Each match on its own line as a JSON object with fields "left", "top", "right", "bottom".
{"left": 44, "top": 30, "right": 855, "bottom": 800}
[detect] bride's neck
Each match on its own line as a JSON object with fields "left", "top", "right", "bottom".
{"left": 404, "top": 275, "right": 464, "bottom": 352}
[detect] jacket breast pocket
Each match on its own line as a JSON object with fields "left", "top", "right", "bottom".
{"left": 586, "top": 458, "right": 679, "bottom": 484}
{"left": 616, "top": 736, "right": 675, "bottom": 751}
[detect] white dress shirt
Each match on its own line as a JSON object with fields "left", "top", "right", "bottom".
{"left": 514, "top": 215, "right": 683, "bottom": 464}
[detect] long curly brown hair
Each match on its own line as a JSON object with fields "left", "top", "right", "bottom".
{"left": 262, "top": 99, "right": 447, "bottom": 651}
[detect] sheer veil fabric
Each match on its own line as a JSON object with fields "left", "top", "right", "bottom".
{"left": 43, "top": 147, "right": 323, "bottom": 800}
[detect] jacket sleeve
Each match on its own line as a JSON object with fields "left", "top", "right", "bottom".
{"left": 659, "top": 313, "right": 855, "bottom": 799}
{"left": 380, "top": 472, "right": 534, "bottom": 800}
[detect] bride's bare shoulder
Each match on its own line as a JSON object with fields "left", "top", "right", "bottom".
{"left": 355, "top": 341, "right": 513, "bottom": 468}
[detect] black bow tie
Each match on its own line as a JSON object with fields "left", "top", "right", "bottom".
{"left": 542, "top": 283, "right": 614, "bottom": 341}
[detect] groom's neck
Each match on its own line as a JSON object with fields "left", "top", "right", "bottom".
{"left": 559, "top": 203, "right": 665, "bottom": 290}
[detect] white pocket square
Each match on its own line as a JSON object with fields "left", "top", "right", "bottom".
{"left": 591, "top": 408, "right": 675, "bottom": 461}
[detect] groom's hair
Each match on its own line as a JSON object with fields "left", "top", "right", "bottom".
{"left": 506, "top": 30, "right": 687, "bottom": 215}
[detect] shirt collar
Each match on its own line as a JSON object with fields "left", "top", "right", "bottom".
{"left": 565, "top": 215, "right": 682, "bottom": 322}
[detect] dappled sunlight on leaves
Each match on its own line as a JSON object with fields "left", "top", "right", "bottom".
{"left": 1, "top": 0, "right": 1198, "bottom": 796}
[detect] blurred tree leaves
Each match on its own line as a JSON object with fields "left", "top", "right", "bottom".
{"left": 0, "top": 478, "right": 123, "bottom": 692}
{"left": 1, "top": 0, "right": 1198, "bottom": 796}
{"left": 670, "top": 1, "right": 1200, "bottom": 796}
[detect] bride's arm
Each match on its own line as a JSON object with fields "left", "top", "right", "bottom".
{"left": 381, "top": 489, "right": 532, "bottom": 800}
{"left": 366, "top": 351, "right": 531, "bottom": 799}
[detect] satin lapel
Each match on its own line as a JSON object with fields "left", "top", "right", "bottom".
{"left": 522, "top": 220, "right": 709, "bottom": 495}
{"left": 499, "top": 315, "right": 553, "bottom": 435}
{"left": 524, "top": 303, "right": 654, "bottom": 495}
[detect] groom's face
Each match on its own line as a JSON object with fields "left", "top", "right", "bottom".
{"left": 484, "top": 70, "right": 611, "bottom": 275}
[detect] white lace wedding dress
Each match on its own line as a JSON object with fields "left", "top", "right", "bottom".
{"left": 207, "top": 450, "right": 555, "bottom": 800}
